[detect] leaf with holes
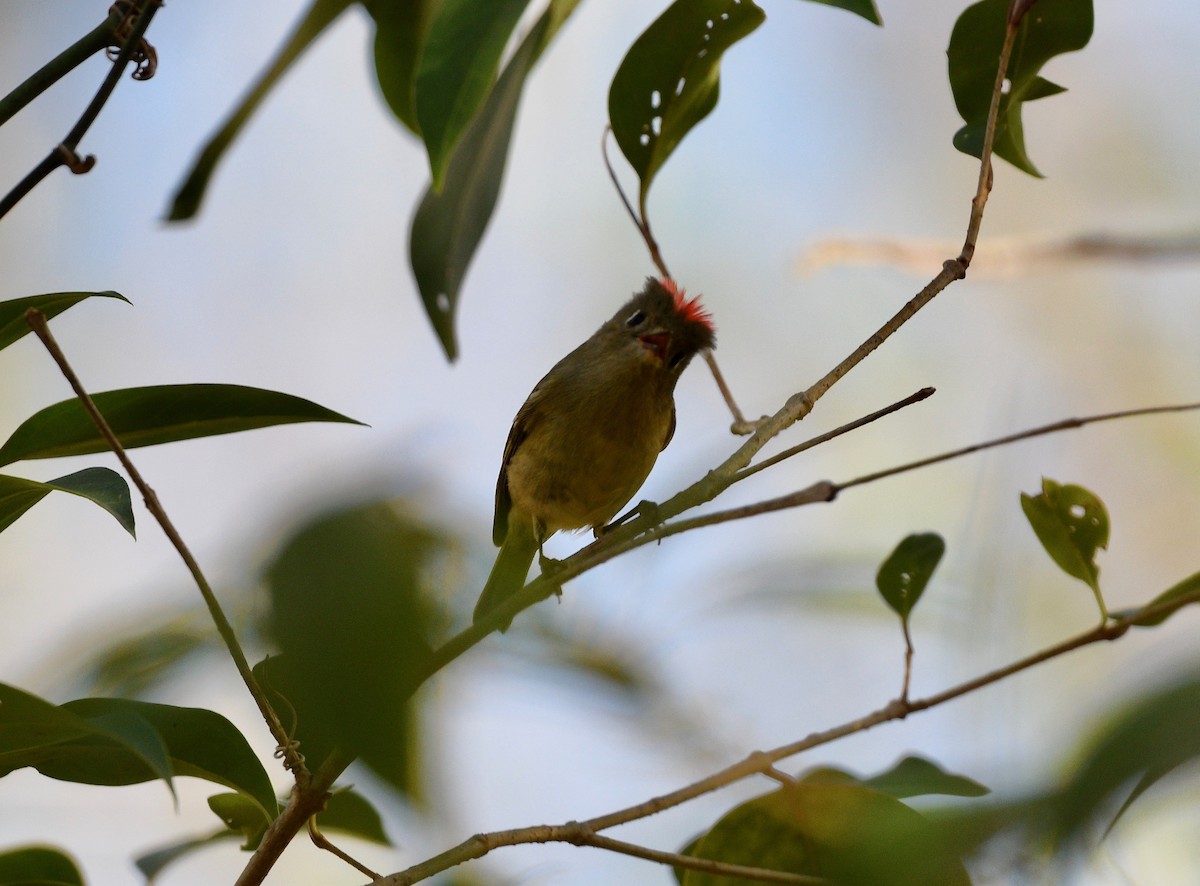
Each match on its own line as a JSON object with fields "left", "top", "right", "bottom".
{"left": 948, "top": 0, "right": 1093, "bottom": 176}
{"left": 805, "top": 0, "right": 882, "bottom": 25}
{"left": 0, "top": 468, "right": 134, "bottom": 536}
{"left": 1020, "top": 478, "right": 1108, "bottom": 598}
{"left": 0, "top": 290, "right": 129, "bottom": 353}
{"left": 875, "top": 533, "right": 944, "bottom": 621}
{"left": 609, "top": 0, "right": 765, "bottom": 209}
{"left": 409, "top": 0, "right": 581, "bottom": 359}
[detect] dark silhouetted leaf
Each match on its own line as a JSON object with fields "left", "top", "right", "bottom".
{"left": 167, "top": 0, "right": 354, "bottom": 220}
{"left": 135, "top": 832, "right": 238, "bottom": 882}
{"left": 0, "top": 845, "right": 84, "bottom": 886}
{"left": 369, "top": 0, "right": 441, "bottom": 133}
{"left": 804, "top": 0, "right": 881, "bottom": 26}
{"left": 0, "top": 291, "right": 129, "bottom": 353}
{"left": 683, "top": 781, "right": 971, "bottom": 885}
{"left": 414, "top": 0, "right": 533, "bottom": 188}
{"left": 875, "top": 533, "right": 944, "bottom": 620}
{"left": 0, "top": 467, "right": 134, "bottom": 536}
{"left": 948, "top": 0, "right": 1093, "bottom": 175}
{"left": 266, "top": 502, "right": 441, "bottom": 795}
{"left": 321, "top": 788, "right": 392, "bottom": 845}
{"left": 0, "top": 384, "right": 362, "bottom": 466}
{"left": 409, "top": 0, "right": 580, "bottom": 359}
{"left": 609, "top": 0, "right": 765, "bottom": 209}
{"left": 1051, "top": 671, "right": 1200, "bottom": 846}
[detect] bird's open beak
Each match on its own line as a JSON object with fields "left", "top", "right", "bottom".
{"left": 637, "top": 331, "right": 671, "bottom": 362}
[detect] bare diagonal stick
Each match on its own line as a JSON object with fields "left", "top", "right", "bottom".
{"left": 24, "top": 308, "right": 305, "bottom": 780}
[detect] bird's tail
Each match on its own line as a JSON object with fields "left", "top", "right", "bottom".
{"left": 473, "top": 523, "right": 537, "bottom": 630}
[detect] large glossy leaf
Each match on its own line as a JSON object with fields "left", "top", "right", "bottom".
{"left": 682, "top": 781, "right": 970, "bottom": 885}
{"left": 608, "top": 0, "right": 765, "bottom": 209}
{"left": 0, "top": 291, "right": 128, "bottom": 353}
{"left": 0, "top": 846, "right": 84, "bottom": 886}
{"left": 804, "top": 0, "right": 881, "bottom": 25}
{"left": 0, "top": 683, "right": 174, "bottom": 799}
{"left": 59, "top": 698, "right": 277, "bottom": 820}
{"left": 948, "top": 0, "right": 1093, "bottom": 176}
{"left": 414, "top": 0, "right": 534, "bottom": 189}
{"left": 875, "top": 533, "right": 944, "bottom": 621}
{"left": 409, "top": 0, "right": 581, "bottom": 359}
{"left": 0, "top": 383, "right": 363, "bottom": 466}
{"left": 0, "top": 467, "right": 134, "bottom": 536}
{"left": 1020, "top": 478, "right": 1108, "bottom": 614}
{"left": 265, "top": 502, "right": 439, "bottom": 795}
{"left": 167, "top": 0, "right": 355, "bottom": 220}
{"left": 370, "top": 0, "right": 442, "bottom": 134}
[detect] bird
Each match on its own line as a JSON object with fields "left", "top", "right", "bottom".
{"left": 473, "top": 276, "right": 716, "bottom": 629}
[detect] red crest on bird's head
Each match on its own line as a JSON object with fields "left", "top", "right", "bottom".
{"left": 659, "top": 277, "right": 715, "bottom": 333}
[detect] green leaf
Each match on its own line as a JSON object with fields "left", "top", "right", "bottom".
{"left": 804, "top": 0, "right": 881, "bottom": 26}
{"left": 414, "top": 0, "right": 533, "bottom": 189}
{"left": 1128, "top": 569, "right": 1200, "bottom": 627}
{"left": 208, "top": 792, "right": 271, "bottom": 849}
{"left": 0, "top": 683, "right": 174, "bottom": 799}
{"left": 608, "top": 0, "right": 765, "bottom": 209}
{"left": 683, "top": 782, "right": 971, "bottom": 885}
{"left": 948, "top": 0, "right": 1093, "bottom": 176}
{"left": 861, "top": 756, "right": 989, "bottom": 800}
{"left": 0, "top": 467, "right": 134, "bottom": 536}
{"left": 875, "top": 532, "right": 945, "bottom": 620}
{"left": 265, "top": 502, "right": 440, "bottom": 796}
{"left": 321, "top": 788, "right": 392, "bottom": 845}
{"left": 135, "top": 832, "right": 238, "bottom": 882}
{"left": 0, "top": 383, "right": 363, "bottom": 466}
{"left": 57, "top": 698, "right": 278, "bottom": 821}
{"left": 0, "top": 291, "right": 129, "bottom": 353}
{"left": 369, "top": 0, "right": 441, "bottom": 134}
{"left": 1051, "top": 671, "right": 1200, "bottom": 846}
{"left": 1020, "top": 478, "right": 1108, "bottom": 609}
{"left": 167, "top": 0, "right": 354, "bottom": 220}
{"left": 409, "top": 0, "right": 581, "bottom": 359}
{"left": 0, "top": 846, "right": 84, "bottom": 886}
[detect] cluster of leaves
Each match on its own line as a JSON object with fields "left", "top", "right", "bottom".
{"left": 163, "top": 0, "right": 1089, "bottom": 359}
{"left": 8, "top": 0, "right": 1196, "bottom": 884}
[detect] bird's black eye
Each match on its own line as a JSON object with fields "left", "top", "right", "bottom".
{"left": 625, "top": 309, "right": 647, "bottom": 328}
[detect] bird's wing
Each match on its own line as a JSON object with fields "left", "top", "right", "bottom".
{"left": 661, "top": 404, "right": 676, "bottom": 451}
{"left": 493, "top": 391, "right": 541, "bottom": 546}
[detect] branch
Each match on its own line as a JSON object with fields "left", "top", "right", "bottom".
{"left": 24, "top": 309, "right": 306, "bottom": 780}
{"left": 380, "top": 582, "right": 1200, "bottom": 884}
{"left": 0, "top": 0, "right": 162, "bottom": 220}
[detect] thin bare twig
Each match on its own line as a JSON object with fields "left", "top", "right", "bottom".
{"left": 308, "top": 818, "right": 381, "bottom": 881}
{"left": 0, "top": 0, "right": 161, "bottom": 219}
{"left": 24, "top": 309, "right": 306, "bottom": 780}
{"left": 735, "top": 387, "right": 935, "bottom": 482}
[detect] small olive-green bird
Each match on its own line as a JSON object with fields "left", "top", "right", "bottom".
{"left": 473, "top": 277, "right": 716, "bottom": 629}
